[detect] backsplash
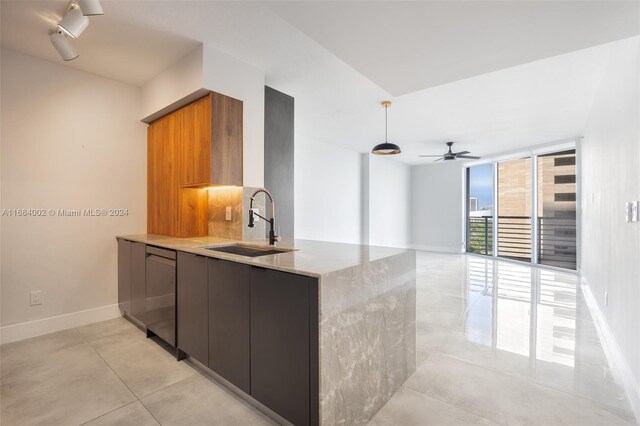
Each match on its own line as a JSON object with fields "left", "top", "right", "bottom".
{"left": 207, "top": 187, "right": 266, "bottom": 241}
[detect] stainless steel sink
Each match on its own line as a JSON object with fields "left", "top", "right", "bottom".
{"left": 202, "top": 244, "right": 293, "bottom": 258}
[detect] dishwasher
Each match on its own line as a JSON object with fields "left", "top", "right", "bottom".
{"left": 145, "top": 246, "right": 177, "bottom": 347}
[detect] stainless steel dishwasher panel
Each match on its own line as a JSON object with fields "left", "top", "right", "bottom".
{"left": 145, "top": 253, "right": 176, "bottom": 347}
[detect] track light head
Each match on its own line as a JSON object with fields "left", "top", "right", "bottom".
{"left": 50, "top": 31, "right": 79, "bottom": 61}
{"left": 58, "top": 4, "right": 89, "bottom": 39}
{"left": 77, "top": 0, "right": 103, "bottom": 16}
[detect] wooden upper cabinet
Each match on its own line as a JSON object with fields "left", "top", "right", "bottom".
{"left": 147, "top": 91, "right": 243, "bottom": 237}
{"left": 210, "top": 92, "right": 243, "bottom": 186}
{"left": 180, "top": 96, "right": 212, "bottom": 186}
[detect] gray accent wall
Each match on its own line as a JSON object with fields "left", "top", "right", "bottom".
{"left": 264, "top": 86, "right": 295, "bottom": 238}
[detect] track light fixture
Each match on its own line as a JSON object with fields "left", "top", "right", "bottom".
{"left": 58, "top": 4, "right": 89, "bottom": 39}
{"left": 77, "top": 0, "right": 104, "bottom": 16}
{"left": 51, "top": 1, "right": 104, "bottom": 61}
{"left": 50, "top": 30, "right": 79, "bottom": 61}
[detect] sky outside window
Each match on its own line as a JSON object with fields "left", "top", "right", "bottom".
{"left": 469, "top": 164, "right": 494, "bottom": 211}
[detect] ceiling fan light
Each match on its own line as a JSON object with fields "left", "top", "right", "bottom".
{"left": 372, "top": 142, "right": 402, "bottom": 155}
{"left": 58, "top": 6, "right": 89, "bottom": 39}
{"left": 77, "top": 0, "right": 104, "bottom": 16}
{"left": 50, "top": 31, "right": 79, "bottom": 61}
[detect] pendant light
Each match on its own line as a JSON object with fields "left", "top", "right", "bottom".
{"left": 372, "top": 101, "right": 401, "bottom": 155}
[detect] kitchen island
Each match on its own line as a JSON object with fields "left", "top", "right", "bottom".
{"left": 117, "top": 234, "right": 416, "bottom": 425}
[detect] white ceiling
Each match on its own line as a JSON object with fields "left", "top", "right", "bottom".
{"left": 266, "top": 1, "right": 640, "bottom": 96}
{"left": 1, "top": 1, "right": 638, "bottom": 165}
{"left": 0, "top": 1, "right": 201, "bottom": 86}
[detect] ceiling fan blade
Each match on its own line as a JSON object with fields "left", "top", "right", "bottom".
{"left": 455, "top": 151, "right": 470, "bottom": 156}
{"left": 457, "top": 155, "right": 481, "bottom": 159}
{"left": 434, "top": 157, "right": 444, "bottom": 162}
{"left": 418, "top": 155, "right": 443, "bottom": 157}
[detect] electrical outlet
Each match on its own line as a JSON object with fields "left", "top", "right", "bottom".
{"left": 604, "top": 291, "right": 609, "bottom": 307}
{"left": 30, "top": 291, "right": 43, "bottom": 306}
{"left": 225, "top": 207, "right": 232, "bottom": 221}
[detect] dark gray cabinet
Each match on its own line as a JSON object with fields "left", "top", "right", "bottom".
{"left": 177, "top": 252, "right": 209, "bottom": 364}
{"left": 117, "top": 239, "right": 131, "bottom": 317}
{"left": 250, "top": 267, "right": 316, "bottom": 426}
{"left": 130, "top": 242, "right": 146, "bottom": 324}
{"left": 209, "top": 259, "right": 251, "bottom": 394}
{"left": 117, "top": 239, "right": 146, "bottom": 326}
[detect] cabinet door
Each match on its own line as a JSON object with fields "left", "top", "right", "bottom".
{"left": 130, "top": 242, "right": 146, "bottom": 324}
{"left": 209, "top": 259, "right": 250, "bottom": 394}
{"left": 177, "top": 252, "right": 208, "bottom": 364}
{"left": 117, "top": 239, "right": 131, "bottom": 316}
{"left": 250, "top": 268, "right": 310, "bottom": 426}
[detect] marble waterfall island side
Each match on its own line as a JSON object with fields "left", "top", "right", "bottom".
{"left": 318, "top": 249, "right": 416, "bottom": 425}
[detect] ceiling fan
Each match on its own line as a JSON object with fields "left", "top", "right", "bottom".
{"left": 419, "top": 141, "right": 481, "bottom": 162}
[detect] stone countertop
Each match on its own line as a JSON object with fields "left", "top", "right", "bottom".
{"left": 116, "top": 234, "right": 412, "bottom": 278}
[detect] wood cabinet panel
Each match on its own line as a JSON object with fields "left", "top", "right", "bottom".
{"left": 147, "top": 92, "right": 243, "bottom": 237}
{"left": 177, "top": 252, "right": 209, "bottom": 364}
{"left": 211, "top": 92, "right": 243, "bottom": 186}
{"left": 180, "top": 96, "right": 211, "bottom": 186}
{"left": 209, "top": 259, "right": 251, "bottom": 393}
{"left": 148, "top": 115, "right": 178, "bottom": 236}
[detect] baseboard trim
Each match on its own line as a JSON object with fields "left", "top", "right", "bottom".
{"left": 0, "top": 304, "right": 121, "bottom": 345}
{"left": 410, "top": 244, "right": 464, "bottom": 254}
{"left": 581, "top": 278, "right": 640, "bottom": 424}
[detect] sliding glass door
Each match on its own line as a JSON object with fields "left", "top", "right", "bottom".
{"left": 465, "top": 148, "right": 577, "bottom": 270}
{"left": 466, "top": 164, "right": 494, "bottom": 255}
{"left": 536, "top": 150, "right": 577, "bottom": 269}
{"left": 497, "top": 158, "right": 532, "bottom": 262}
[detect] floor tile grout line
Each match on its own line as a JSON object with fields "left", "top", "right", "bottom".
{"left": 76, "top": 400, "right": 140, "bottom": 426}
{"left": 79, "top": 327, "right": 141, "bottom": 398}
{"left": 399, "top": 385, "right": 505, "bottom": 426}
{"left": 424, "top": 350, "right": 634, "bottom": 421}
{"left": 137, "top": 398, "right": 163, "bottom": 426}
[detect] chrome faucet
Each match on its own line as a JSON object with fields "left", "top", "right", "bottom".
{"left": 248, "top": 188, "right": 280, "bottom": 245}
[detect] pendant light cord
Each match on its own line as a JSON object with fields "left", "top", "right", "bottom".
{"left": 385, "top": 104, "right": 388, "bottom": 142}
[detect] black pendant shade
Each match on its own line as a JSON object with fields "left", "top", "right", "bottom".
{"left": 372, "top": 142, "right": 401, "bottom": 155}
{"left": 372, "top": 101, "right": 401, "bottom": 155}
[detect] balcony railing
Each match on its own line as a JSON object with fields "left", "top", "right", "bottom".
{"left": 467, "top": 216, "right": 576, "bottom": 270}
{"left": 468, "top": 217, "right": 493, "bottom": 255}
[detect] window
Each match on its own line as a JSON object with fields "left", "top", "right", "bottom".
{"left": 554, "top": 175, "right": 576, "bottom": 184}
{"left": 554, "top": 193, "right": 576, "bottom": 202}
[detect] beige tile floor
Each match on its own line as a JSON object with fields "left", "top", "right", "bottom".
{"left": 1, "top": 252, "right": 637, "bottom": 425}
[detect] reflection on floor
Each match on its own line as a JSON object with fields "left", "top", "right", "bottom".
{"left": 370, "top": 252, "right": 637, "bottom": 426}
{"left": 0, "top": 252, "right": 636, "bottom": 425}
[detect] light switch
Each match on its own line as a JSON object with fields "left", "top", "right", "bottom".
{"left": 625, "top": 202, "right": 631, "bottom": 223}
{"left": 225, "top": 207, "right": 232, "bottom": 221}
{"left": 631, "top": 201, "right": 639, "bottom": 222}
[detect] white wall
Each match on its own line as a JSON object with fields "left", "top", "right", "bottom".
{"left": 365, "top": 155, "right": 411, "bottom": 248}
{"left": 410, "top": 162, "right": 465, "bottom": 252}
{"left": 0, "top": 49, "right": 146, "bottom": 334}
{"left": 140, "top": 45, "right": 265, "bottom": 188}
{"left": 202, "top": 47, "right": 265, "bottom": 188}
{"left": 580, "top": 36, "right": 640, "bottom": 414}
{"left": 140, "top": 46, "right": 204, "bottom": 120}
{"left": 294, "top": 136, "right": 362, "bottom": 244}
